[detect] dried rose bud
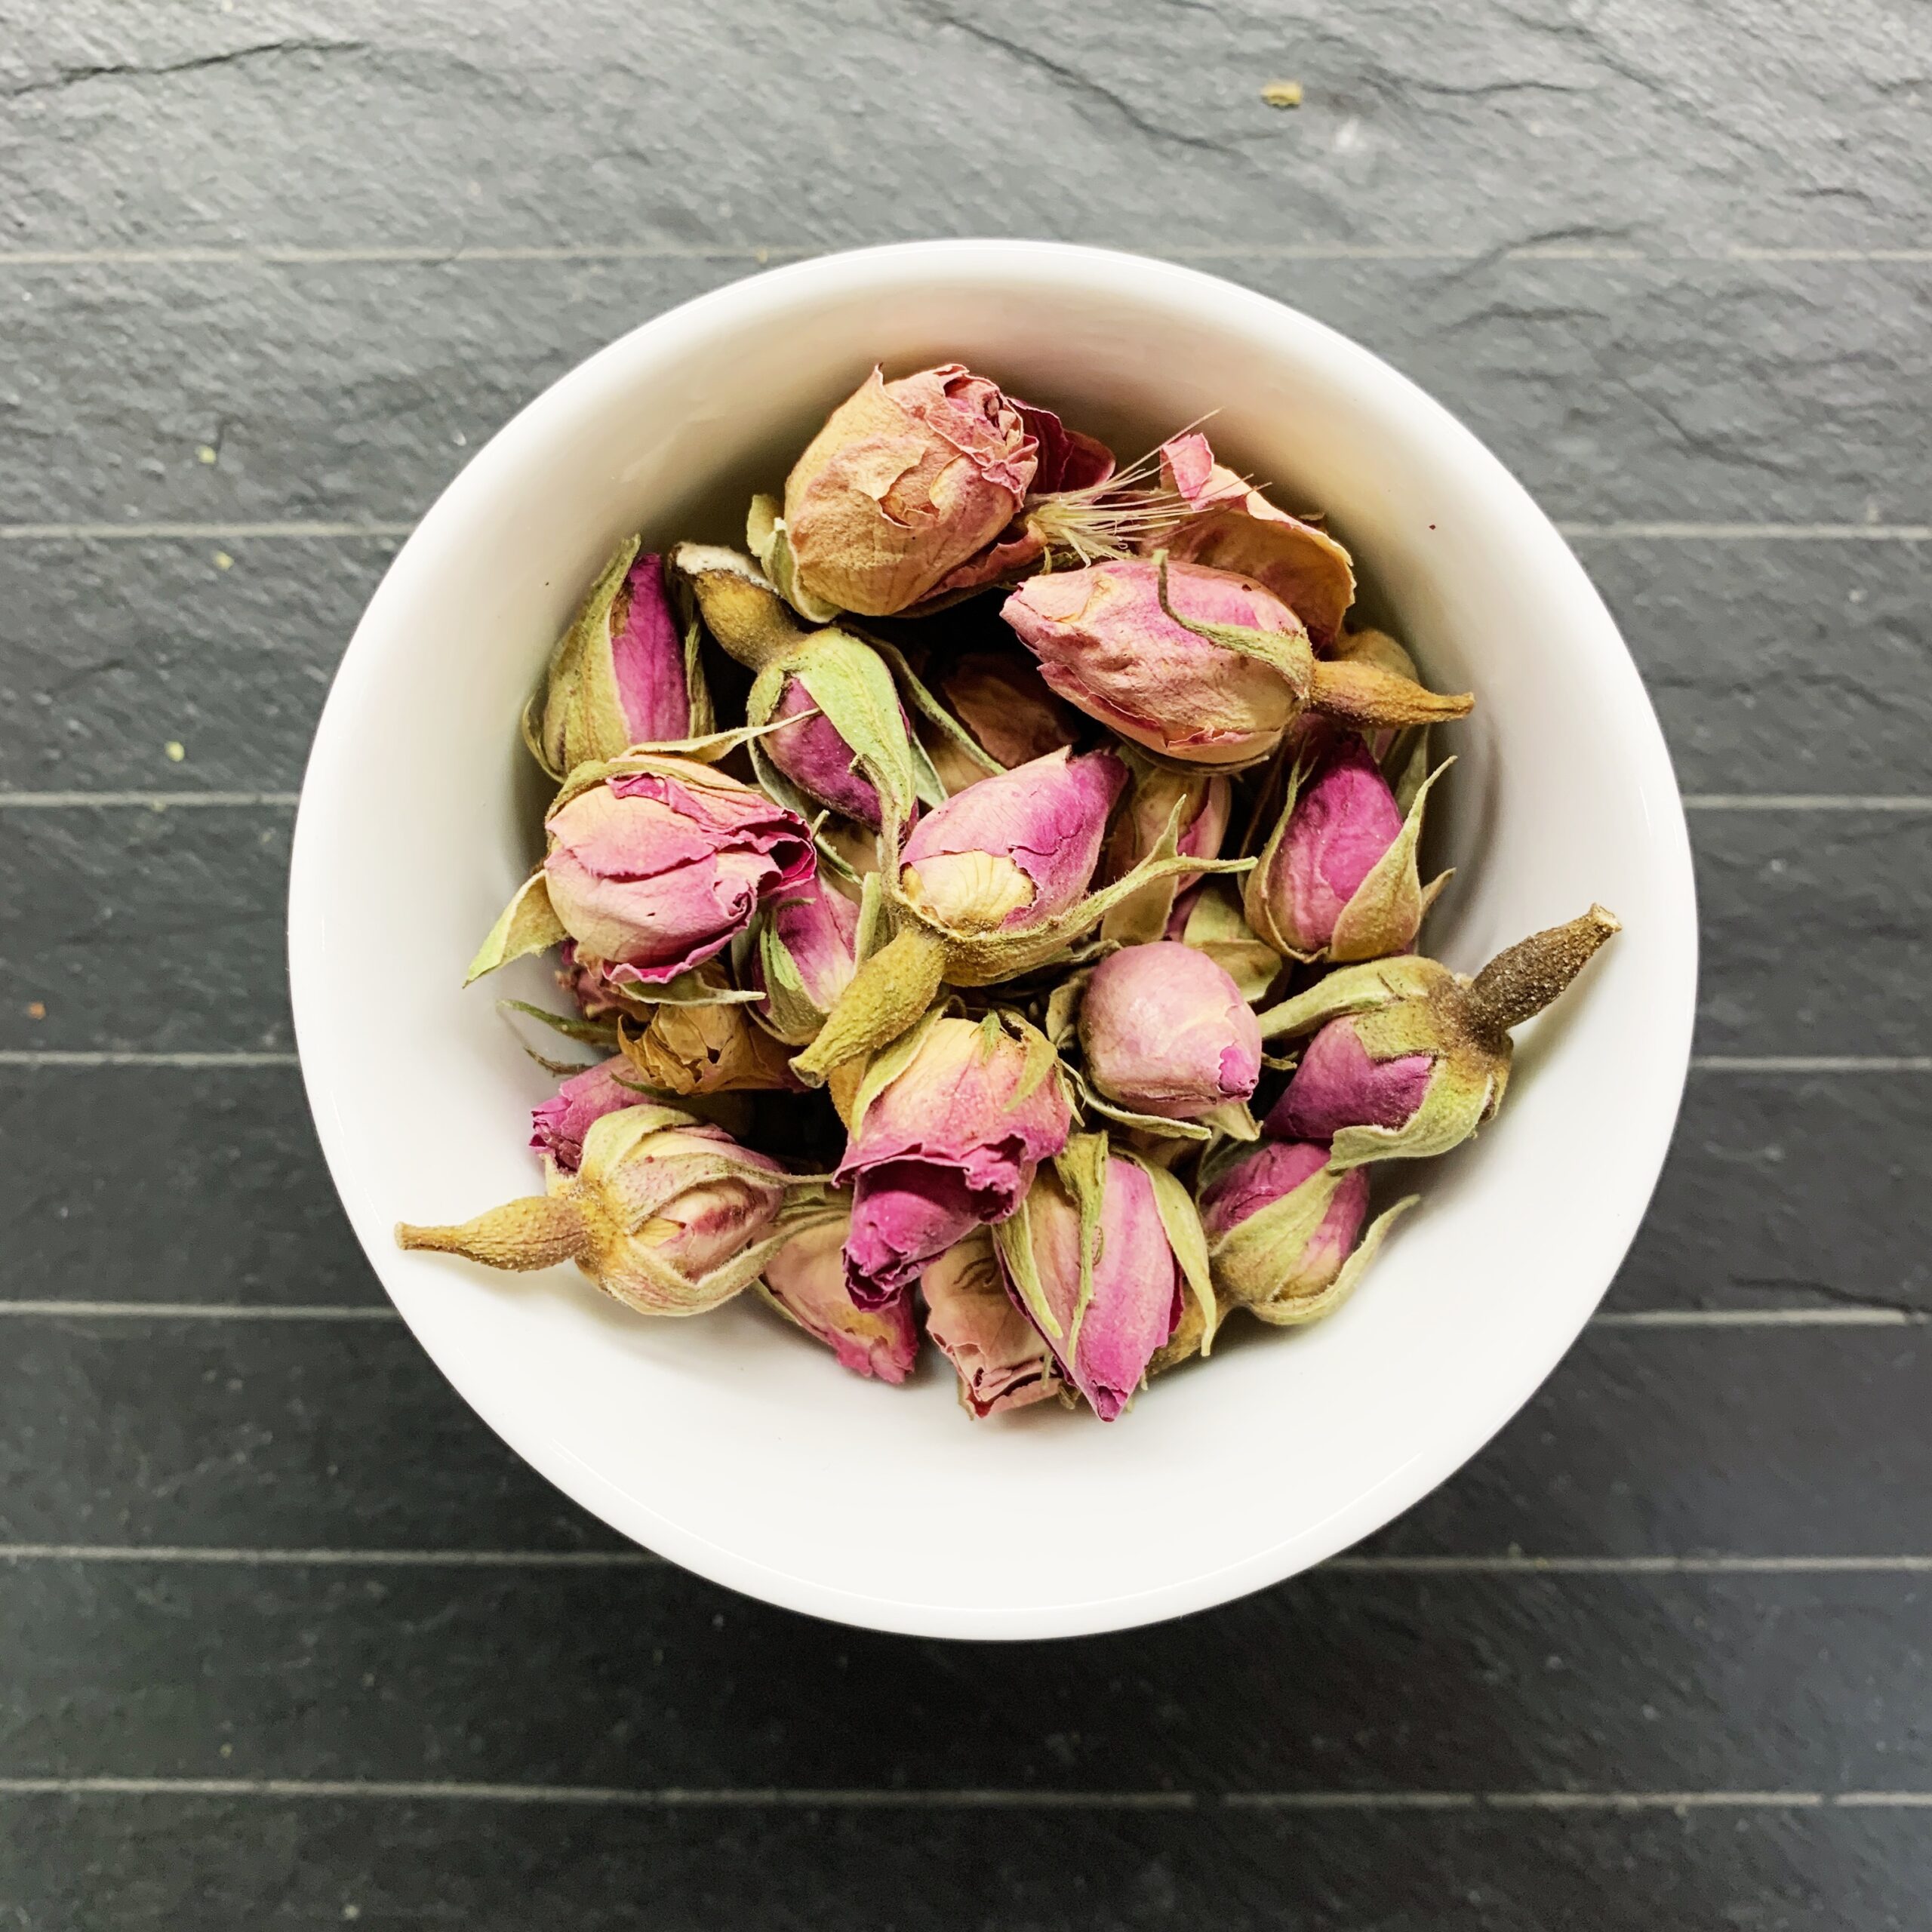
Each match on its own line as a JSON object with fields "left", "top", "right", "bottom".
{"left": 525, "top": 542, "right": 712, "bottom": 779}
{"left": 1100, "top": 756, "right": 1231, "bottom": 943}
{"left": 617, "top": 986, "right": 801, "bottom": 1096}
{"left": 835, "top": 1013, "right": 1072, "bottom": 1309}
{"left": 1152, "top": 432, "right": 1355, "bottom": 650}
{"left": 556, "top": 941, "right": 646, "bottom": 1021}
{"left": 900, "top": 745, "right": 1125, "bottom": 937}
{"left": 937, "top": 651, "right": 1083, "bottom": 774}
{"left": 398, "top": 1103, "right": 816, "bottom": 1317}
{"left": 994, "top": 1136, "right": 1211, "bottom": 1420}
{"left": 921, "top": 1229, "right": 1063, "bottom": 1418}
{"left": 1168, "top": 879, "right": 1283, "bottom": 1004}
{"left": 530, "top": 1056, "right": 646, "bottom": 1171}
{"left": 782, "top": 364, "right": 1040, "bottom": 617}
{"left": 749, "top": 871, "right": 861, "bottom": 1046}
{"left": 1259, "top": 906, "right": 1622, "bottom": 1165}
{"left": 1198, "top": 1138, "right": 1414, "bottom": 1324}
{"left": 1247, "top": 737, "right": 1451, "bottom": 963}
{"left": 1078, "top": 941, "right": 1261, "bottom": 1121}
{"left": 466, "top": 754, "right": 815, "bottom": 992}
{"left": 760, "top": 1204, "right": 918, "bottom": 1383}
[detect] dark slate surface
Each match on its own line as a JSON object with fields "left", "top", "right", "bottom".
{"left": 2, "top": 1, "right": 1928, "bottom": 1927}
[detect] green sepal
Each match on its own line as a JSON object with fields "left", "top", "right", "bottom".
{"left": 497, "top": 998, "right": 620, "bottom": 1049}
{"left": 748, "top": 494, "right": 842, "bottom": 624}
{"left": 1327, "top": 1057, "right": 1498, "bottom": 1169}
{"left": 1242, "top": 1195, "right": 1419, "bottom": 1326}
{"left": 1176, "top": 882, "right": 1283, "bottom": 1005}
{"left": 1051, "top": 1131, "right": 1111, "bottom": 1359}
{"left": 1326, "top": 757, "right": 1454, "bottom": 964}
{"left": 992, "top": 1193, "right": 1059, "bottom": 1343}
{"left": 1209, "top": 1162, "right": 1346, "bottom": 1308}
{"left": 1254, "top": 954, "right": 1448, "bottom": 1040}
{"left": 1152, "top": 549, "right": 1315, "bottom": 700}
{"left": 1128, "top": 1149, "right": 1220, "bottom": 1353}
{"left": 466, "top": 871, "right": 566, "bottom": 986}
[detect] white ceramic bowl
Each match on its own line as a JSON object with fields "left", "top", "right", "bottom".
{"left": 288, "top": 240, "right": 1697, "bottom": 1640}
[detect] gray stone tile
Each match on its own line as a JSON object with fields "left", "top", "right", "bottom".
{"left": 3, "top": 1564, "right": 1925, "bottom": 1792}
{"left": 3, "top": 0, "right": 1924, "bottom": 254}
{"left": 0, "top": 1796, "right": 1924, "bottom": 1930}
{"left": 2, "top": 256, "right": 1925, "bottom": 527}
{"left": 3, "top": 1319, "right": 1927, "bottom": 1558}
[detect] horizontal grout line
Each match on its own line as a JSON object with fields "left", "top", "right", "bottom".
{"left": 2, "top": 519, "right": 1922, "bottom": 546}
{"left": 1690, "top": 1055, "right": 1932, "bottom": 1074}
{"left": 0, "top": 244, "right": 1927, "bottom": 269}
{"left": 0, "top": 1776, "right": 1924, "bottom": 1810}
{"left": 0, "top": 791, "right": 298, "bottom": 808}
{"left": 1681, "top": 795, "right": 1932, "bottom": 812}
{"left": 1558, "top": 521, "right": 1930, "bottom": 540}
{"left": 0, "top": 1051, "right": 300, "bottom": 1067}
{"left": 0, "top": 521, "right": 411, "bottom": 542}
{"left": 1592, "top": 1307, "right": 1927, "bottom": 1327}
{"left": 4, "top": 1544, "right": 1926, "bottom": 1576}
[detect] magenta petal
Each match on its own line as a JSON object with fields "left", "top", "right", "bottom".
{"left": 764, "top": 672, "right": 888, "bottom": 829}
{"left": 529, "top": 1057, "right": 643, "bottom": 1172}
{"left": 844, "top": 1161, "right": 983, "bottom": 1309}
{"left": 1266, "top": 738, "right": 1406, "bottom": 952}
{"left": 609, "top": 553, "right": 695, "bottom": 743}
{"left": 1264, "top": 1019, "right": 1435, "bottom": 1140}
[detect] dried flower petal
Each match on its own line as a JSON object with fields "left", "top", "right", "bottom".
{"left": 530, "top": 1056, "right": 648, "bottom": 1171}
{"left": 921, "top": 1229, "right": 1063, "bottom": 1417}
{"left": 1078, "top": 941, "right": 1261, "bottom": 1121}
{"left": 761, "top": 1204, "right": 918, "bottom": 1382}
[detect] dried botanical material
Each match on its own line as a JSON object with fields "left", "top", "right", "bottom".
{"left": 525, "top": 541, "right": 712, "bottom": 780}
{"left": 466, "top": 754, "right": 816, "bottom": 992}
{"left": 1259, "top": 906, "right": 1622, "bottom": 1165}
{"left": 671, "top": 543, "right": 943, "bottom": 835}
{"left": 1247, "top": 737, "right": 1452, "bottom": 962}
{"left": 1078, "top": 941, "right": 1261, "bottom": 1121}
{"left": 1152, "top": 432, "right": 1355, "bottom": 649}
{"left": 921, "top": 1229, "right": 1063, "bottom": 1417}
{"left": 1099, "top": 755, "right": 1232, "bottom": 943}
{"left": 834, "top": 1013, "right": 1072, "bottom": 1309}
{"left": 1167, "top": 879, "right": 1283, "bottom": 1004}
{"left": 761, "top": 1204, "right": 918, "bottom": 1383}
{"left": 617, "top": 986, "right": 801, "bottom": 1095}
{"left": 748, "top": 870, "right": 862, "bottom": 1046}
{"left": 993, "top": 1135, "right": 1213, "bottom": 1420}
{"left": 1198, "top": 1138, "right": 1415, "bottom": 1324}
{"left": 530, "top": 1056, "right": 648, "bottom": 1171}
{"left": 398, "top": 1104, "right": 824, "bottom": 1317}
{"left": 781, "top": 364, "right": 1041, "bottom": 616}
{"left": 934, "top": 650, "right": 1082, "bottom": 777}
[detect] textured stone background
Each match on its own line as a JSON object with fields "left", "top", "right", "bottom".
{"left": 0, "top": 3, "right": 1927, "bottom": 1925}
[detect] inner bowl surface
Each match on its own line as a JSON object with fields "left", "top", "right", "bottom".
{"left": 288, "top": 240, "right": 1696, "bottom": 1639}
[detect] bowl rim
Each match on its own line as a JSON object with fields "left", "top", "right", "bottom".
{"left": 288, "top": 238, "right": 1698, "bottom": 1639}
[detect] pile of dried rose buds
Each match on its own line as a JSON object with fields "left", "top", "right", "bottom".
{"left": 398, "top": 362, "right": 1620, "bottom": 1423}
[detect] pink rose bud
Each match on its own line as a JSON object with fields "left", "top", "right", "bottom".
{"left": 537, "top": 758, "right": 814, "bottom": 989}
{"left": 1198, "top": 1139, "right": 1413, "bottom": 1324}
{"left": 995, "top": 1143, "right": 1183, "bottom": 1421}
{"left": 1002, "top": 558, "right": 1306, "bottom": 766}
{"left": 1247, "top": 737, "right": 1451, "bottom": 963}
{"left": 1152, "top": 432, "right": 1356, "bottom": 651}
{"left": 527, "top": 542, "right": 711, "bottom": 778}
{"left": 921, "top": 1229, "right": 1063, "bottom": 1417}
{"left": 761, "top": 1204, "right": 918, "bottom": 1383}
{"left": 399, "top": 1103, "right": 811, "bottom": 1318}
{"left": 1078, "top": 941, "right": 1262, "bottom": 1121}
{"left": 751, "top": 871, "right": 861, "bottom": 1046}
{"left": 1099, "top": 758, "right": 1231, "bottom": 942}
{"left": 835, "top": 1014, "right": 1072, "bottom": 1309}
{"left": 899, "top": 745, "right": 1125, "bottom": 937}
{"left": 783, "top": 364, "right": 1040, "bottom": 616}
{"left": 1258, "top": 906, "right": 1622, "bottom": 1166}
{"left": 530, "top": 1056, "right": 645, "bottom": 1172}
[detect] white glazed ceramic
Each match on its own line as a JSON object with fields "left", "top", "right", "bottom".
{"left": 288, "top": 240, "right": 1697, "bottom": 1641}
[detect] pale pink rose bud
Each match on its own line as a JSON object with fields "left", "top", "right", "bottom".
{"left": 921, "top": 1229, "right": 1063, "bottom": 1418}
{"left": 835, "top": 1014, "right": 1072, "bottom": 1309}
{"left": 750, "top": 870, "right": 861, "bottom": 1046}
{"left": 1247, "top": 736, "right": 1449, "bottom": 963}
{"left": 1257, "top": 907, "right": 1622, "bottom": 1166}
{"left": 1152, "top": 432, "right": 1356, "bottom": 651}
{"left": 761, "top": 1205, "right": 918, "bottom": 1383}
{"left": 1002, "top": 558, "right": 1306, "bottom": 765}
{"left": 1079, "top": 942, "right": 1261, "bottom": 1121}
{"left": 995, "top": 1148, "right": 1183, "bottom": 1421}
{"left": 530, "top": 1056, "right": 645, "bottom": 1172}
{"left": 540, "top": 758, "right": 815, "bottom": 989}
{"left": 899, "top": 746, "right": 1126, "bottom": 936}
{"left": 399, "top": 1103, "right": 804, "bottom": 1318}
{"left": 528, "top": 543, "right": 710, "bottom": 778}
{"left": 1197, "top": 1138, "right": 1414, "bottom": 1325}
{"left": 783, "top": 364, "right": 1040, "bottom": 616}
